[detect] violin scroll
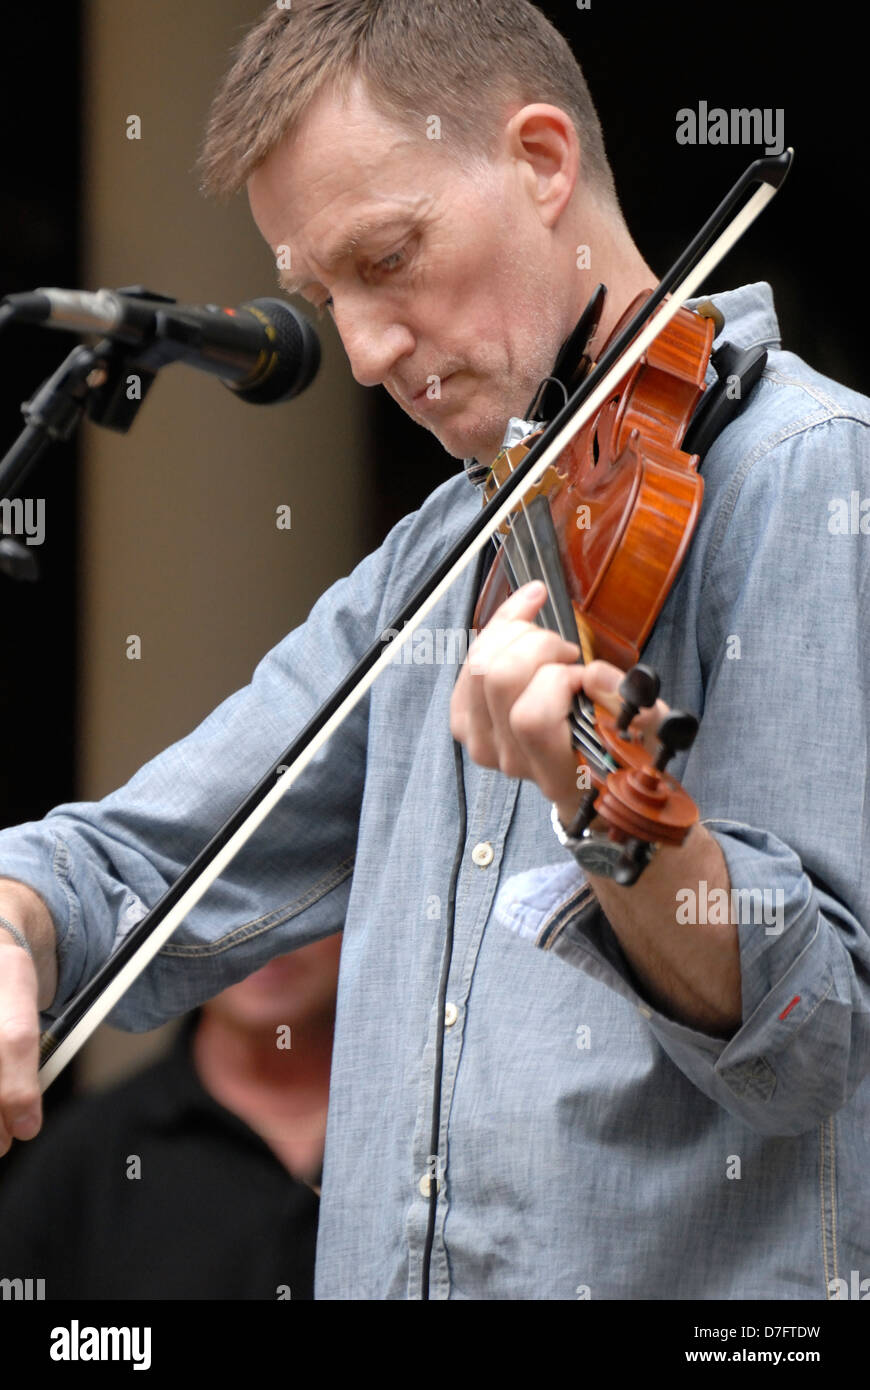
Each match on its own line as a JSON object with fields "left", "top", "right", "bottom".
{"left": 563, "top": 664, "right": 699, "bottom": 886}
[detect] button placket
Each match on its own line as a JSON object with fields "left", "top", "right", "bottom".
{"left": 412, "top": 769, "right": 519, "bottom": 1295}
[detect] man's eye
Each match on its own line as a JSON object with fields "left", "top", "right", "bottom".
{"left": 314, "top": 247, "right": 407, "bottom": 316}
{"left": 375, "top": 248, "right": 406, "bottom": 273}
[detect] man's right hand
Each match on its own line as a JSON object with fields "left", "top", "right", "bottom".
{"left": 0, "top": 880, "right": 58, "bottom": 1155}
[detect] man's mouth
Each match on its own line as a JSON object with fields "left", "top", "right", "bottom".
{"left": 411, "top": 372, "right": 455, "bottom": 407}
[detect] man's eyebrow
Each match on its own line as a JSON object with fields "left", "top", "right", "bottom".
{"left": 276, "top": 216, "right": 414, "bottom": 295}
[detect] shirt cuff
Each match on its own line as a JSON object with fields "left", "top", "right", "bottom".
{"left": 493, "top": 820, "right": 868, "bottom": 1135}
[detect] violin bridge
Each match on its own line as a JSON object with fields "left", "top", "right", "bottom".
{"left": 488, "top": 463, "right": 568, "bottom": 534}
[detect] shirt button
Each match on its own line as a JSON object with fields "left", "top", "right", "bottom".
{"left": 637, "top": 1005, "right": 652, "bottom": 1019}
{"left": 471, "top": 841, "right": 494, "bottom": 867}
{"left": 419, "top": 1173, "right": 442, "bottom": 1196}
{"left": 444, "top": 1002, "right": 458, "bottom": 1027}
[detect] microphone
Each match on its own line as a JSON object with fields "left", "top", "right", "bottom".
{"left": 2, "top": 287, "right": 321, "bottom": 404}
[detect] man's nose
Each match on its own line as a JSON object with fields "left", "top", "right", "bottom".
{"left": 333, "top": 297, "right": 415, "bottom": 389}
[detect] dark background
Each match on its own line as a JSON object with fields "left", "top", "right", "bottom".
{"left": 0, "top": 8, "right": 81, "bottom": 825}
{"left": 0, "top": 0, "right": 864, "bottom": 827}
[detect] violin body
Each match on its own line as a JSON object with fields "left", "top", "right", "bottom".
{"left": 476, "top": 294, "right": 716, "bottom": 668}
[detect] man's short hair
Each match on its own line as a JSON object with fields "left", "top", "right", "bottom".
{"left": 198, "top": 0, "right": 617, "bottom": 206}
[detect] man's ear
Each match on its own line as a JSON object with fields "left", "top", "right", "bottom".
{"left": 505, "top": 103, "right": 578, "bottom": 228}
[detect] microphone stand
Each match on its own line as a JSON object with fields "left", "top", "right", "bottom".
{"left": 0, "top": 306, "right": 158, "bottom": 580}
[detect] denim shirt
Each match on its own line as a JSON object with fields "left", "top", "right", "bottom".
{"left": 1, "top": 283, "right": 868, "bottom": 1300}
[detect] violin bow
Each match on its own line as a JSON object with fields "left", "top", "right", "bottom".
{"left": 38, "top": 149, "right": 792, "bottom": 1087}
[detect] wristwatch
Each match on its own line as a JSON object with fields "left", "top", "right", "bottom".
{"left": 550, "top": 803, "right": 655, "bottom": 882}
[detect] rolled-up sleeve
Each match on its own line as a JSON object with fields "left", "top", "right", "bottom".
{"left": 500, "top": 411, "right": 870, "bottom": 1136}
{"left": 0, "top": 501, "right": 433, "bottom": 1032}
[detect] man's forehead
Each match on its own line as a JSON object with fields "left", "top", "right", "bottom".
{"left": 248, "top": 86, "right": 444, "bottom": 290}
{"left": 264, "top": 76, "right": 421, "bottom": 191}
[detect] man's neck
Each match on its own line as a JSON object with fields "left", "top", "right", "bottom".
{"left": 569, "top": 199, "right": 658, "bottom": 362}
{"left": 475, "top": 205, "right": 657, "bottom": 469}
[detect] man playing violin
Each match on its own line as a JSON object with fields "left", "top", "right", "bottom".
{"left": 0, "top": 0, "right": 867, "bottom": 1300}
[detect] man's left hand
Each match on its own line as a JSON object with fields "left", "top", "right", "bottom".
{"left": 450, "top": 580, "right": 668, "bottom": 824}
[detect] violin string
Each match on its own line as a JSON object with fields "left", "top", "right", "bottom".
{"left": 497, "top": 457, "right": 613, "bottom": 777}
{"left": 502, "top": 525, "right": 611, "bottom": 776}
{"left": 500, "top": 548, "right": 609, "bottom": 776}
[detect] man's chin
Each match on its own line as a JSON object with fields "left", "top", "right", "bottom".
{"left": 425, "top": 419, "right": 501, "bottom": 466}
{"left": 404, "top": 380, "right": 507, "bottom": 464}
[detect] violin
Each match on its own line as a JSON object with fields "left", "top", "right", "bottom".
{"left": 471, "top": 289, "right": 722, "bottom": 883}
{"left": 36, "top": 151, "right": 793, "bottom": 1085}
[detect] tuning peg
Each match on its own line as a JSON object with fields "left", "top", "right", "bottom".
{"left": 616, "top": 664, "right": 661, "bottom": 732}
{"left": 612, "top": 839, "right": 655, "bottom": 887}
{"left": 654, "top": 711, "right": 699, "bottom": 772}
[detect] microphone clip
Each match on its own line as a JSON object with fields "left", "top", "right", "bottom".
{"left": 78, "top": 286, "right": 173, "bottom": 433}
